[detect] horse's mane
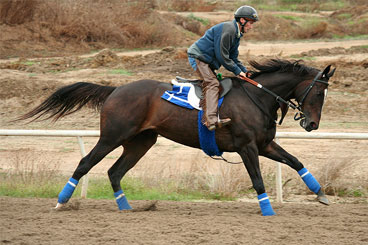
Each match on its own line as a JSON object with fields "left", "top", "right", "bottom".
{"left": 249, "top": 59, "right": 318, "bottom": 79}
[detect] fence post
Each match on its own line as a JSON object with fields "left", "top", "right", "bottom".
{"left": 77, "top": 136, "right": 88, "bottom": 198}
{"left": 274, "top": 138, "right": 283, "bottom": 203}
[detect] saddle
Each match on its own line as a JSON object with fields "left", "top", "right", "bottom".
{"left": 175, "top": 76, "right": 232, "bottom": 99}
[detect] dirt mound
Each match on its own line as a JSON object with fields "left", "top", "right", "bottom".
{"left": 90, "top": 49, "right": 120, "bottom": 68}
{"left": 121, "top": 47, "right": 190, "bottom": 73}
{"left": 329, "top": 5, "right": 368, "bottom": 37}
{"left": 330, "top": 5, "right": 368, "bottom": 19}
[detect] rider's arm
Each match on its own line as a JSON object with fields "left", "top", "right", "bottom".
{"left": 215, "top": 22, "right": 243, "bottom": 75}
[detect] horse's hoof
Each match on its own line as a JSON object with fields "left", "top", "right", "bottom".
{"left": 317, "top": 189, "right": 330, "bottom": 205}
{"left": 55, "top": 203, "right": 65, "bottom": 209}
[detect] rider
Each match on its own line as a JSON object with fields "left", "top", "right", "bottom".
{"left": 187, "top": 6, "right": 259, "bottom": 131}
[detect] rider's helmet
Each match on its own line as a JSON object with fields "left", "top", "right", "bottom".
{"left": 234, "top": 5, "right": 259, "bottom": 22}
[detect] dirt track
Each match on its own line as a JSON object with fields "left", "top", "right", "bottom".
{"left": 1, "top": 6, "right": 368, "bottom": 244}
{"left": 1, "top": 197, "right": 368, "bottom": 245}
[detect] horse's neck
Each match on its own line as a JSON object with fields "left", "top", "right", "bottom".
{"left": 253, "top": 73, "right": 301, "bottom": 114}
{"left": 260, "top": 73, "right": 300, "bottom": 100}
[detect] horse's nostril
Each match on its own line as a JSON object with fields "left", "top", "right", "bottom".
{"left": 310, "top": 122, "right": 318, "bottom": 130}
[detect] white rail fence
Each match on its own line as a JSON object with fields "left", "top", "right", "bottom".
{"left": 1, "top": 129, "right": 368, "bottom": 202}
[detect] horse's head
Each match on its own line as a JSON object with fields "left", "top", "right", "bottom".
{"left": 295, "top": 65, "right": 336, "bottom": 131}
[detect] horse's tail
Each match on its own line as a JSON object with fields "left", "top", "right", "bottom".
{"left": 16, "top": 82, "right": 116, "bottom": 122}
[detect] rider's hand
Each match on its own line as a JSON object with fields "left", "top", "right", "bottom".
{"left": 238, "top": 72, "right": 247, "bottom": 79}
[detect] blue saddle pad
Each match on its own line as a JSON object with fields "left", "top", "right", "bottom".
{"left": 162, "top": 83, "right": 224, "bottom": 157}
{"left": 161, "top": 83, "right": 195, "bottom": 109}
{"left": 197, "top": 97, "right": 224, "bottom": 157}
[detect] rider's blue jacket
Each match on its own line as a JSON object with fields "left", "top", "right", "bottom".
{"left": 187, "top": 19, "right": 247, "bottom": 75}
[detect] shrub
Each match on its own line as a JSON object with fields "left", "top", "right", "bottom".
{"left": 0, "top": 0, "right": 37, "bottom": 25}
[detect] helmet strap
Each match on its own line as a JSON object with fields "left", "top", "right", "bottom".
{"left": 240, "top": 20, "right": 247, "bottom": 33}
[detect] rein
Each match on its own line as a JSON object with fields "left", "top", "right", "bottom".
{"left": 239, "top": 71, "right": 327, "bottom": 123}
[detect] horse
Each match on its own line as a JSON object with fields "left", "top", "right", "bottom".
{"left": 17, "top": 59, "right": 336, "bottom": 216}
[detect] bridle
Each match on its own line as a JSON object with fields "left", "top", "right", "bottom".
{"left": 293, "top": 71, "right": 329, "bottom": 120}
{"left": 239, "top": 71, "right": 329, "bottom": 123}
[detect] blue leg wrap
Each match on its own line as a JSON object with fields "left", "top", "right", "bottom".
{"left": 298, "top": 168, "right": 321, "bottom": 194}
{"left": 114, "top": 190, "right": 132, "bottom": 210}
{"left": 58, "top": 177, "right": 78, "bottom": 204}
{"left": 258, "top": 193, "right": 276, "bottom": 216}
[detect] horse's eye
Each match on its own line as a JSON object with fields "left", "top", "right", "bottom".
{"left": 316, "top": 90, "right": 324, "bottom": 96}
{"left": 317, "top": 88, "right": 328, "bottom": 97}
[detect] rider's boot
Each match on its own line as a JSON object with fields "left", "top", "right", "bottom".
{"left": 196, "top": 59, "right": 231, "bottom": 131}
{"left": 203, "top": 84, "right": 231, "bottom": 131}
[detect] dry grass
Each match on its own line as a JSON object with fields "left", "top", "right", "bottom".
{"left": 4, "top": 149, "right": 61, "bottom": 186}
{"left": 154, "top": 0, "right": 218, "bottom": 12}
{"left": 0, "top": 0, "right": 184, "bottom": 51}
{"left": 169, "top": 0, "right": 218, "bottom": 12}
{"left": 316, "top": 158, "right": 367, "bottom": 197}
{"left": 127, "top": 150, "right": 253, "bottom": 199}
{"left": 0, "top": 149, "right": 64, "bottom": 198}
{"left": 0, "top": 0, "right": 36, "bottom": 25}
{"left": 43, "top": 0, "right": 180, "bottom": 47}
{"left": 1, "top": 0, "right": 367, "bottom": 58}
{"left": 329, "top": 5, "right": 368, "bottom": 37}
{"left": 177, "top": 153, "right": 252, "bottom": 198}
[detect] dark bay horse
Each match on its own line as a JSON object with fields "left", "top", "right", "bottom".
{"left": 18, "top": 59, "right": 335, "bottom": 216}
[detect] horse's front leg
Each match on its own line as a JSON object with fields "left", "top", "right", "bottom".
{"left": 260, "top": 140, "right": 329, "bottom": 205}
{"left": 238, "top": 144, "right": 276, "bottom": 216}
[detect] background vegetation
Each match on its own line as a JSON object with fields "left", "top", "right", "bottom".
{"left": 0, "top": 148, "right": 366, "bottom": 201}
{"left": 0, "top": 0, "right": 367, "bottom": 58}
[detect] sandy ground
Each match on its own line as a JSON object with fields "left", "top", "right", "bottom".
{"left": 1, "top": 197, "right": 368, "bottom": 245}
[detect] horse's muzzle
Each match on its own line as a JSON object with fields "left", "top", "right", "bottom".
{"left": 300, "top": 119, "right": 318, "bottom": 132}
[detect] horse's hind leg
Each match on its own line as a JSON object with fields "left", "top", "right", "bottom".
{"left": 108, "top": 130, "right": 158, "bottom": 210}
{"left": 56, "top": 137, "right": 120, "bottom": 208}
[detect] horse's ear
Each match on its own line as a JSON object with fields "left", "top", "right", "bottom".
{"left": 327, "top": 67, "right": 336, "bottom": 78}
{"left": 321, "top": 65, "right": 331, "bottom": 78}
